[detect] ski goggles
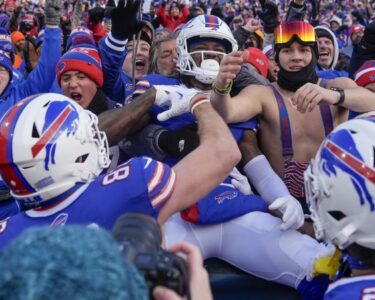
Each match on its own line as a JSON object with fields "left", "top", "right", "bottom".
{"left": 274, "top": 21, "right": 316, "bottom": 45}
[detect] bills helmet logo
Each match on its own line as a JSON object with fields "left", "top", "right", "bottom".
{"left": 31, "top": 100, "right": 79, "bottom": 170}
{"left": 320, "top": 128, "right": 375, "bottom": 211}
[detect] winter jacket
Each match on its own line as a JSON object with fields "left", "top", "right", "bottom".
{"left": 0, "top": 27, "right": 61, "bottom": 117}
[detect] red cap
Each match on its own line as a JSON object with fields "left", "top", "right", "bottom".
{"left": 246, "top": 47, "right": 269, "bottom": 78}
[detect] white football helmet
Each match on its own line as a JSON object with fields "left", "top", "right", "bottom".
{"left": 305, "top": 113, "right": 375, "bottom": 250}
{"left": 176, "top": 15, "right": 238, "bottom": 84}
{"left": 0, "top": 93, "right": 110, "bottom": 208}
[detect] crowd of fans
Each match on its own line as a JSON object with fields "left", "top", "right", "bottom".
{"left": 0, "top": 0, "right": 374, "bottom": 299}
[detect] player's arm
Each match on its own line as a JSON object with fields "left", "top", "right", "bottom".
{"left": 210, "top": 51, "right": 263, "bottom": 123}
{"left": 157, "top": 100, "right": 241, "bottom": 224}
{"left": 98, "top": 88, "right": 156, "bottom": 146}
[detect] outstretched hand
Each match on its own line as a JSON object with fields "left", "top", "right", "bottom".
{"left": 45, "top": 0, "right": 63, "bottom": 26}
{"left": 154, "top": 85, "right": 209, "bottom": 121}
{"left": 110, "top": 0, "right": 144, "bottom": 40}
{"left": 256, "top": 0, "right": 279, "bottom": 33}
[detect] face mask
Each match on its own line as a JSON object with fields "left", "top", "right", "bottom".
{"left": 277, "top": 54, "right": 318, "bottom": 92}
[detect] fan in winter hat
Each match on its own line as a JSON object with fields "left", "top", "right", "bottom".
{"left": 56, "top": 47, "right": 103, "bottom": 87}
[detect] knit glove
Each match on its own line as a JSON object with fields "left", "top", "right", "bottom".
{"left": 45, "top": 0, "right": 63, "bottom": 26}
{"left": 110, "top": 0, "right": 143, "bottom": 40}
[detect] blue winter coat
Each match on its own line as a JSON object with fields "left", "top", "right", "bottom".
{"left": 0, "top": 27, "right": 61, "bottom": 117}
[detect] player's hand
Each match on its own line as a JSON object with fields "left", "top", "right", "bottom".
{"left": 154, "top": 85, "right": 209, "bottom": 121}
{"left": 229, "top": 167, "right": 253, "bottom": 195}
{"left": 269, "top": 195, "right": 304, "bottom": 231}
{"left": 153, "top": 242, "right": 213, "bottom": 300}
{"left": 214, "top": 51, "right": 248, "bottom": 89}
{"left": 291, "top": 83, "right": 336, "bottom": 113}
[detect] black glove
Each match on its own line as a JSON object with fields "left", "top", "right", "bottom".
{"left": 110, "top": 0, "right": 144, "bottom": 40}
{"left": 88, "top": 6, "right": 105, "bottom": 25}
{"left": 256, "top": 0, "right": 279, "bottom": 34}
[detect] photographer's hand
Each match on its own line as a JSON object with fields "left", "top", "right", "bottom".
{"left": 153, "top": 243, "right": 212, "bottom": 300}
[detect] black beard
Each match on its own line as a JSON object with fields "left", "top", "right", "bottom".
{"left": 277, "top": 57, "right": 319, "bottom": 92}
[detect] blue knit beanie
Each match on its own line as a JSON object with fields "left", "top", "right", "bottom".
{"left": 0, "top": 226, "right": 148, "bottom": 300}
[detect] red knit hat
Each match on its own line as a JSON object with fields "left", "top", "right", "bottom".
{"left": 246, "top": 47, "right": 269, "bottom": 78}
{"left": 354, "top": 60, "right": 375, "bottom": 87}
{"left": 56, "top": 47, "right": 103, "bottom": 87}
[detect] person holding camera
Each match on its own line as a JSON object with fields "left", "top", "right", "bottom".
{"left": 0, "top": 216, "right": 213, "bottom": 300}
{"left": 152, "top": 243, "right": 212, "bottom": 300}
{"left": 112, "top": 213, "right": 213, "bottom": 300}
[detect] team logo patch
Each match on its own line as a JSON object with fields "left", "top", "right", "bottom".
{"left": 215, "top": 191, "right": 238, "bottom": 204}
{"left": 50, "top": 213, "right": 68, "bottom": 227}
{"left": 57, "top": 62, "right": 66, "bottom": 72}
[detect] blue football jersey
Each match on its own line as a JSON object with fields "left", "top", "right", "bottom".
{"left": 0, "top": 157, "right": 175, "bottom": 250}
{"left": 325, "top": 275, "right": 375, "bottom": 300}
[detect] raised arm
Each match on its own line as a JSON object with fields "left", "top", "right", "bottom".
{"left": 98, "top": 0, "right": 143, "bottom": 102}
{"left": 210, "top": 51, "right": 264, "bottom": 123}
{"left": 158, "top": 99, "right": 241, "bottom": 224}
{"left": 18, "top": 0, "right": 62, "bottom": 97}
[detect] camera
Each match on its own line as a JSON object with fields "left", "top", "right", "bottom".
{"left": 112, "top": 213, "right": 190, "bottom": 299}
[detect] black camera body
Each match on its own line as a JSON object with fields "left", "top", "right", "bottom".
{"left": 112, "top": 213, "right": 190, "bottom": 299}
